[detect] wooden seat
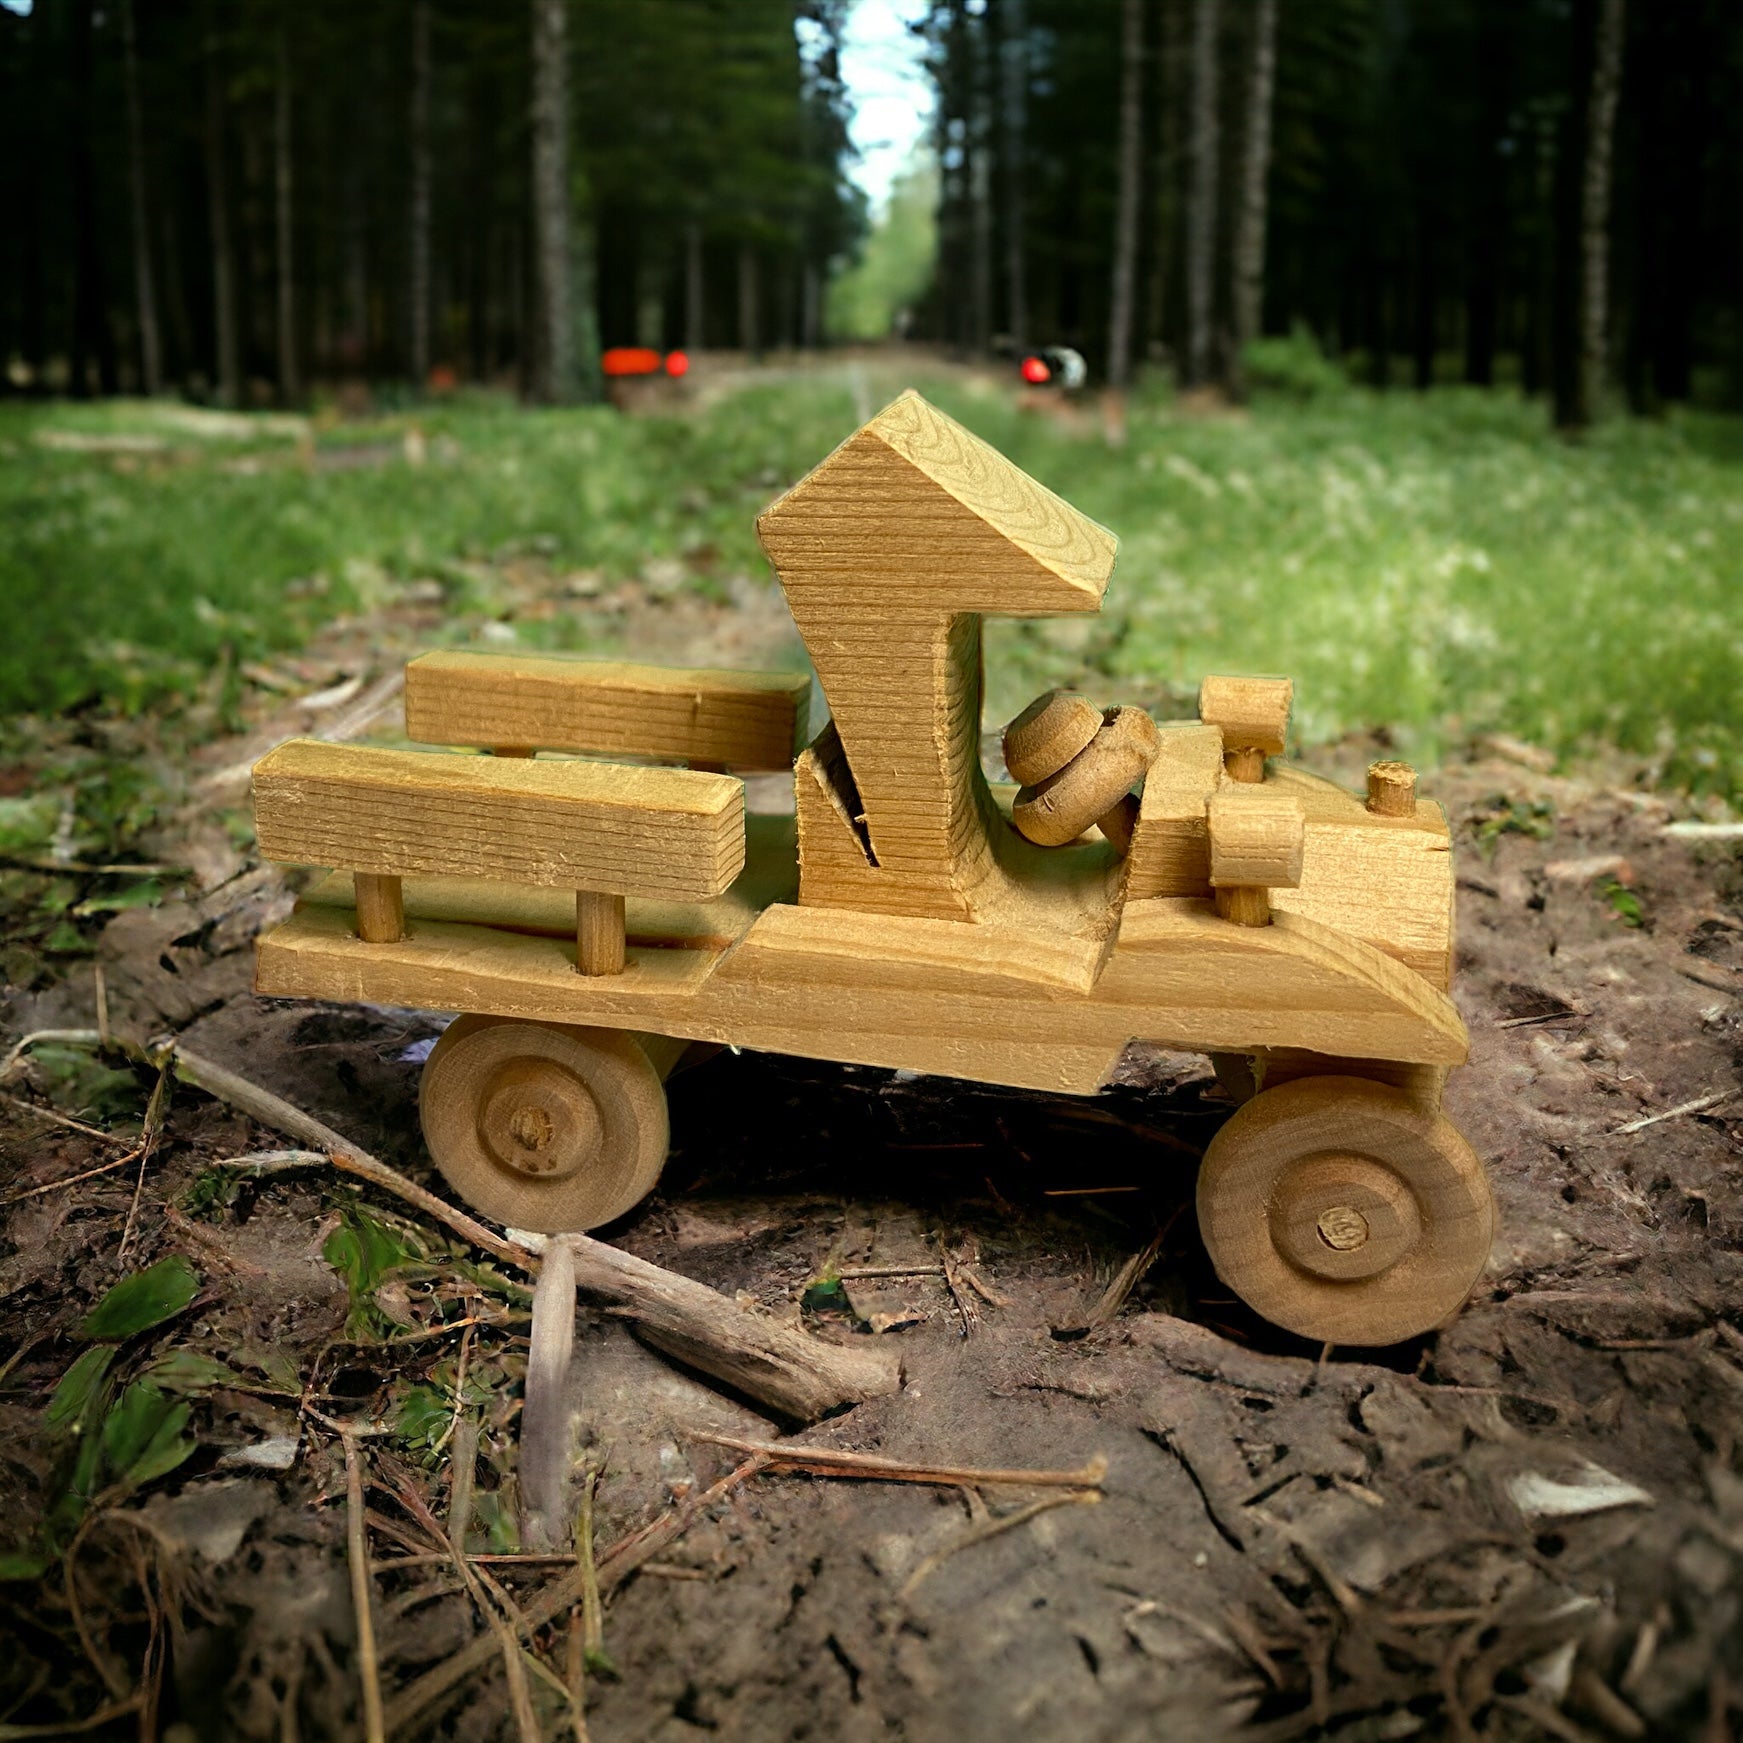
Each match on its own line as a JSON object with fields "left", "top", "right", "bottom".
{"left": 252, "top": 739, "right": 745, "bottom": 973}
{"left": 404, "top": 650, "right": 809, "bottom": 770}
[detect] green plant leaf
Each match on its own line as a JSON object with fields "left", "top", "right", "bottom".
{"left": 102, "top": 1381, "right": 195, "bottom": 1488}
{"left": 0, "top": 1549, "right": 51, "bottom": 1582}
{"left": 1600, "top": 879, "right": 1645, "bottom": 928}
{"left": 80, "top": 1255, "right": 201, "bottom": 1340}
{"left": 145, "top": 1349, "right": 243, "bottom": 1393}
{"left": 72, "top": 878, "right": 164, "bottom": 916}
{"left": 324, "top": 1205, "right": 425, "bottom": 1338}
{"left": 44, "top": 1346, "right": 116, "bottom": 1432}
{"left": 0, "top": 794, "right": 59, "bottom": 855}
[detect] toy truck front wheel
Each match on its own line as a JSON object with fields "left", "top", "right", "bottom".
{"left": 1197, "top": 1076, "right": 1494, "bottom": 1346}
{"left": 419, "top": 1016, "right": 671, "bottom": 1233}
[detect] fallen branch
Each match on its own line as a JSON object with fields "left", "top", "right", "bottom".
{"left": 381, "top": 1454, "right": 769, "bottom": 1735}
{"left": 1677, "top": 961, "right": 1743, "bottom": 998}
{"left": 316, "top": 1415, "right": 386, "bottom": 1743}
{"left": 685, "top": 1431, "right": 1108, "bottom": 1491}
{"left": 177, "top": 1045, "right": 901, "bottom": 1422}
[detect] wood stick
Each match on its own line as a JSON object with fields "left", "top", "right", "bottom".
{"left": 520, "top": 1239, "right": 576, "bottom": 1551}
{"left": 353, "top": 872, "right": 404, "bottom": 944}
{"left": 684, "top": 1431, "right": 1107, "bottom": 1490}
{"left": 574, "top": 890, "right": 625, "bottom": 976}
{"left": 336, "top": 1426, "right": 386, "bottom": 1743}
{"left": 172, "top": 1046, "right": 900, "bottom": 1422}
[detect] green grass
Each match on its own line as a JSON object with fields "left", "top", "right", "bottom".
{"left": 3, "top": 375, "right": 1740, "bottom": 800}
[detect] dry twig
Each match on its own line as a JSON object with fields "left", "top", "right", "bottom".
{"left": 309, "top": 1413, "right": 386, "bottom": 1743}
{"left": 685, "top": 1431, "right": 1108, "bottom": 1490}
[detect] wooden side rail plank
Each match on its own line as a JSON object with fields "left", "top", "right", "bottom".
{"left": 253, "top": 739, "right": 745, "bottom": 904}
{"left": 404, "top": 651, "right": 810, "bottom": 770}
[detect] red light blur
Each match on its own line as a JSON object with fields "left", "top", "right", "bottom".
{"left": 1020, "top": 355, "right": 1051, "bottom": 385}
{"left": 664, "top": 350, "right": 690, "bottom": 378}
{"left": 602, "top": 346, "right": 661, "bottom": 378}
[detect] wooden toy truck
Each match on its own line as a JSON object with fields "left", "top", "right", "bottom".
{"left": 251, "top": 393, "right": 1492, "bottom": 1347}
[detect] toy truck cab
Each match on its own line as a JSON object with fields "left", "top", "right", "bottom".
{"left": 252, "top": 393, "right": 1492, "bottom": 1346}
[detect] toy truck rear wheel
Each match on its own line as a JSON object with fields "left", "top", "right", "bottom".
{"left": 419, "top": 1016, "right": 670, "bottom": 1234}
{"left": 1197, "top": 1075, "right": 1493, "bottom": 1346}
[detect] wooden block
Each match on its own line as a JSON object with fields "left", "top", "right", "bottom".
{"left": 353, "top": 871, "right": 404, "bottom": 943}
{"left": 253, "top": 739, "right": 745, "bottom": 903}
{"left": 405, "top": 651, "right": 810, "bottom": 771}
{"left": 1199, "top": 675, "right": 1293, "bottom": 764}
{"left": 1002, "top": 690, "right": 1101, "bottom": 785}
{"left": 576, "top": 891, "right": 626, "bottom": 976}
{"left": 758, "top": 390, "right": 1117, "bottom": 920}
{"left": 1207, "top": 788, "right": 1305, "bottom": 889}
{"left": 1266, "top": 767, "right": 1453, "bottom": 990}
{"left": 1124, "top": 722, "right": 1224, "bottom": 899}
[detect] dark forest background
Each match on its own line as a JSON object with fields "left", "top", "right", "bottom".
{"left": 2, "top": 0, "right": 1741, "bottom": 425}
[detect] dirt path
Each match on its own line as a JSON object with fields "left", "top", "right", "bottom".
{"left": 1, "top": 577, "right": 1740, "bottom": 1740}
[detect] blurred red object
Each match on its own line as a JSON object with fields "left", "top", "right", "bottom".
{"left": 602, "top": 347, "right": 662, "bottom": 377}
{"left": 664, "top": 350, "right": 690, "bottom": 378}
{"left": 426, "top": 364, "right": 458, "bottom": 393}
{"left": 1020, "top": 354, "right": 1052, "bottom": 385}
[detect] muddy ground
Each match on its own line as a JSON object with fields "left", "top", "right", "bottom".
{"left": 1, "top": 575, "right": 1741, "bottom": 1741}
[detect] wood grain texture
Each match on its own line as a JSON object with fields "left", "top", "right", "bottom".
{"left": 575, "top": 891, "right": 626, "bottom": 975}
{"left": 1002, "top": 690, "right": 1102, "bottom": 785}
{"left": 253, "top": 739, "right": 746, "bottom": 903}
{"left": 1207, "top": 788, "right": 1306, "bottom": 888}
{"left": 1367, "top": 759, "right": 1418, "bottom": 817}
{"left": 1198, "top": 673, "right": 1293, "bottom": 758}
{"left": 353, "top": 872, "right": 404, "bottom": 943}
{"left": 419, "top": 1016, "right": 667, "bottom": 1231}
{"left": 1126, "top": 745, "right": 1454, "bottom": 989}
{"left": 256, "top": 892, "right": 1468, "bottom": 1101}
{"left": 1196, "top": 1075, "right": 1493, "bottom": 1344}
{"left": 759, "top": 390, "right": 1116, "bottom": 920}
{"left": 405, "top": 650, "right": 809, "bottom": 770}
{"left": 299, "top": 812, "right": 799, "bottom": 952}
{"left": 1124, "top": 722, "right": 1224, "bottom": 898}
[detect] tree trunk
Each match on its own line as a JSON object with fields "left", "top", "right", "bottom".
{"left": 1106, "top": 0, "right": 1144, "bottom": 392}
{"left": 70, "top": 0, "right": 117, "bottom": 397}
{"left": 528, "top": 0, "right": 574, "bottom": 403}
{"left": 1184, "top": 0, "right": 1221, "bottom": 388}
{"left": 1000, "top": 0, "right": 1028, "bottom": 352}
{"left": 121, "top": 0, "right": 162, "bottom": 396}
{"left": 1146, "top": 0, "right": 1186, "bottom": 365}
{"left": 1230, "top": 0, "right": 1276, "bottom": 389}
{"left": 274, "top": 15, "right": 299, "bottom": 404}
{"left": 409, "top": 0, "right": 432, "bottom": 390}
{"left": 685, "top": 222, "right": 704, "bottom": 353}
{"left": 801, "top": 261, "right": 821, "bottom": 350}
{"left": 738, "top": 242, "right": 759, "bottom": 359}
{"left": 1578, "top": 0, "right": 1625, "bottom": 425}
{"left": 204, "top": 18, "right": 241, "bottom": 408}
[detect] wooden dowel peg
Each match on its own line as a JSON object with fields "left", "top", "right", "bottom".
{"left": 353, "top": 872, "right": 405, "bottom": 944}
{"left": 1214, "top": 885, "right": 1272, "bottom": 927}
{"left": 1199, "top": 674, "right": 1293, "bottom": 785}
{"left": 1366, "top": 760, "right": 1418, "bottom": 817}
{"left": 1222, "top": 746, "right": 1267, "bottom": 784}
{"left": 575, "top": 890, "right": 626, "bottom": 976}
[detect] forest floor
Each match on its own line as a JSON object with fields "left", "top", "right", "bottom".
{"left": 1, "top": 375, "right": 1741, "bottom": 1741}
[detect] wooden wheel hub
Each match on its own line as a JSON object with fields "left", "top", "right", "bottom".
{"left": 1198, "top": 1075, "right": 1494, "bottom": 1345}
{"left": 476, "top": 1061, "right": 600, "bottom": 1181}
{"left": 1268, "top": 1151, "right": 1422, "bottom": 1282}
{"left": 420, "top": 1016, "right": 670, "bottom": 1233}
